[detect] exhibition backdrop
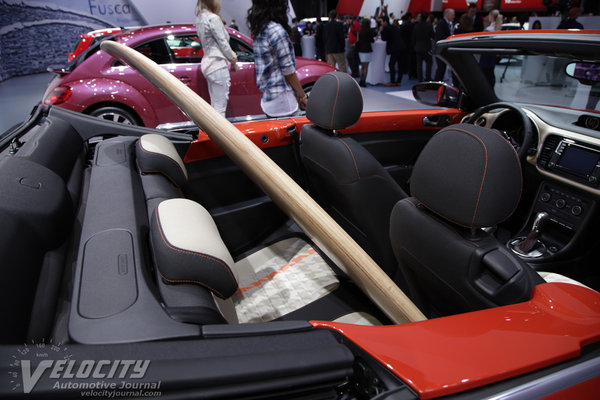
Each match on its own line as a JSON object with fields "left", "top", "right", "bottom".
{"left": 0, "top": 0, "right": 294, "bottom": 81}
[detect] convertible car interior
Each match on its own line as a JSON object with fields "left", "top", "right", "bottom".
{"left": 1, "top": 30, "right": 599, "bottom": 399}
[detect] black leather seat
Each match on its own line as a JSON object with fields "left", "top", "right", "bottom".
{"left": 389, "top": 123, "right": 544, "bottom": 317}
{"left": 299, "top": 71, "right": 407, "bottom": 280}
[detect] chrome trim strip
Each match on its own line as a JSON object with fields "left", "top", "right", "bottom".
{"left": 486, "top": 356, "right": 600, "bottom": 400}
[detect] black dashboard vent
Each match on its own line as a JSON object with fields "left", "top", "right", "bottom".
{"left": 538, "top": 135, "right": 561, "bottom": 168}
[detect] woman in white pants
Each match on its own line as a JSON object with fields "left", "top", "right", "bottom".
{"left": 196, "top": 0, "right": 237, "bottom": 117}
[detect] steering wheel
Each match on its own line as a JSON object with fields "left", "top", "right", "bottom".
{"left": 464, "top": 102, "right": 533, "bottom": 161}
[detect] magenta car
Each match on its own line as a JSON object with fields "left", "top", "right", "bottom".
{"left": 43, "top": 24, "right": 335, "bottom": 127}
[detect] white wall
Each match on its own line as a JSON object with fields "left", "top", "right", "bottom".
{"left": 358, "top": 0, "right": 411, "bottom": 19}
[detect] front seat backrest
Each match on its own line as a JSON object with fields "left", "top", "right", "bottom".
{"left": 300, "top": 71, "right": 407, "bottom": 280}
{"left": 390, "top": 124, "right": 543, "bottom": 317}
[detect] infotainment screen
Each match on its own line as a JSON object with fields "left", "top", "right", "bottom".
{"left": 557, "top": 145, "right": 600, "bottom": 176}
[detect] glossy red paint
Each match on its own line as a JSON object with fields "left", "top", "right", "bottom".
{"left": 312, "top": 283, "right": 600, "bottom": 399}
{"left": 183, "top": 109, "right": 464, "bottom": 162}
{"left": 184, "top": 119, "right": 296, "bottom": 163}
{"left": 47, "top": 24, "right": 334, "bottom": 127}
{"left": 68, "top": 27, "right": 123, "bottom": 61}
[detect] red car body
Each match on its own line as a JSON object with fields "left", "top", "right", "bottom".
{"left": 3, "top": 29, "right": 600, "bottom": 399}
{"left": 67, "top": 27, "right": 123, "bottom": 61}
{"left": 45, "top": 24, "right": 335, "bottom": 127}
{"left": 182, "top": 108, "right": 600, "bottom": 399}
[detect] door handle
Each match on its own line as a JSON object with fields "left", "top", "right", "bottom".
{"left": 423, "top": 115, "right": 451, "bottom": 127}
{"left": 179, "top": 76, "right": 191, "bottom": 85}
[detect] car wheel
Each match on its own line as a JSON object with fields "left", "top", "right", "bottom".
{"left": 88, "top": 106, "right": 139, "bottom": 125}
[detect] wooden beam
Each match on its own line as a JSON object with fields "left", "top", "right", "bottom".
{"left": 100, "top": 40, "right": 426, "bottom": 324}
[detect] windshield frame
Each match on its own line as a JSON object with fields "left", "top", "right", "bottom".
{"left": 433, "top": 30, "right": 600, "bottom": 112}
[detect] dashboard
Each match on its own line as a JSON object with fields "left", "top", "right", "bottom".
{"left": 475, "top": 104, "right": 600, "bottom": 197}
{"left": 472, "top": 104, "right": 599, "bottom": 265}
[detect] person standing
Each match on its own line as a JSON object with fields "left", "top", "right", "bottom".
{"left": 315, "top": 17, "right": 326, "bottom": 61}
{"left": 315, "top": 17, "right": 327, "bottom": 61}
{"left": 485, "top": 9, "right": 503, "bottom": 31}
{"left": 399, "top": 13, "right": 417, "bottom": 81}
{"left": 557, "top": 7, "right": 584, "bottom": 29}
{"left": 357, "top": 18, "right": 375, "bottom": 87}
{"left": 196, "top": 0, "right": 238, "bottom": 117}
{"left": 468, "top": 3, "right": 484, "bottom": 32}
{"left": 247, "top": 0, "right": 307, "bottom": 118}
{"left": 374, "top": 0, "right": 388, "bottom": 19}
{"left": 381, "top": 17, "right": 405, "bottom": 86}
{"left": 480, "top": 9, "right": 503, "bottom": 87}
{"left": 455, "top": 13, "right": 473, "bottom": 34}
{"left": 346, "top": 15, "right": 361, "bottom": 78}
{"left": 412, "top": 11, "right": 433, "bottom": 82}
{"left": 324, "top": 10, "right": 347, "bottom": 73}
{"left": 229, "top": 19, "right": 239, "bottom": 31}
{"left": 291, "top": 17, "right": 302, "bottom": 57}
{"left": 302, "top": 21, "right": 315, "bottom": 36}
{"left": 434, "top": 8, "right": 454, "bottom": 82}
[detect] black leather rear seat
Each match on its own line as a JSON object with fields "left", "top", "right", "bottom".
{"left": 0, "top": 120, "right": 84, "bottom": 343}
{"left": 136, "top": 134, "right": 187, "bottom": 218}
{"left": 137, "top": 134, "right": 388, "bottom": 326}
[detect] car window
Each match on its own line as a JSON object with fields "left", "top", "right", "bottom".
{"left": 109, "top": 38, "right": 172, "bottom": 66}
{"left": 230, "top": 37, "right": 253, "bottom": 62}
{"left": 166, "top": 35, "right": 203, "bottom": 63}
{"left": 488, "top": 54, "right": 598, "bottom": 111}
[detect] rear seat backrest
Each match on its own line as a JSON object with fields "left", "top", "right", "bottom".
{"left": 136, "top": 134, "right": 188, "bottom": 187}
{"left": 150, "top": 198, "right": 240, "bottom": 323}
{"left": 136, "top": 134, "right": 189, "bottom": 217}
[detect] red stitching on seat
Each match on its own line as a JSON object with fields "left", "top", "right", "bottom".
{"left": 329, "top": 74, "right": 341, "bottom": 129}
{"left": 138, "top": 139, "right": 187, "bottom": 187}
{"left": 154, "top": 209, "right": 238, "bottom": 296}
{"left": 407, "top": 196, "right": 479, "bottom": 246}
{"left": 443, "top": 127, "right": 488, "bottom": 227}
{"left": 159, "top": 271, "right": 226, "bottom": 299}
{"left": 487, "top": 129, "right": 523, "bottom": 223}
{"left": 336, "top": 138, "right": 360, "bottom": 179}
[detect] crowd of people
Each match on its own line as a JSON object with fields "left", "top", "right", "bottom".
{"left": 288, "top": 3, "right": 518, "bottom": 88}
{"left": 196, "top": 0, "right": 591, "bottom": 118}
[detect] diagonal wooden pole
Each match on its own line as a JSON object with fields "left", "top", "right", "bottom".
{"left": 101, "top": 40, "right": 426, "bottom": 324}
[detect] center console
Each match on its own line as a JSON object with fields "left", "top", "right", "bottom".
{"left": 508, "top": 182, "right": 596, "bottom": 260}
{"left": 508, "top": 133, "right": 600, "bottom": 261}
{"left": 538, "top": 135, "right": 600, "bottom": 189}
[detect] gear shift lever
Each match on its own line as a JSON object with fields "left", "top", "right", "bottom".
{"left": 515, "top": 211, "right": 549, "bottom": 254}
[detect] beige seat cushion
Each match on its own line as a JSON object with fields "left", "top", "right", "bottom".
{"left": 231, "top": 238, "right": 339, "bottom": 323}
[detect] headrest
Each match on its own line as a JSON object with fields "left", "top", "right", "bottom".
{"left": 136, "top": 134, "right": 188, "bottom": 188}
{"left": 306, "top": 71, "right": 363, "bottom": 130}
{"left": 150, "top": 199, "right": 238, "bottom": 299}
{"left": 410, "top": 124, "right": 522, "bottom": 228}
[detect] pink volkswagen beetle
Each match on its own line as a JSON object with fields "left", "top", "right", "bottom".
{"left": 44, "top": 24, "right": 335, "bottom": 127}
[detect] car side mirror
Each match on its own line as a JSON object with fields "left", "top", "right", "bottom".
{"left": 565, "top": 62, "right": 600, "bottom": 84}
{"left": 412, "top": 82, "right": 460, "bottom": 108}
{"left": 191, "top": 41, "right": 202, "bottom": 48}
